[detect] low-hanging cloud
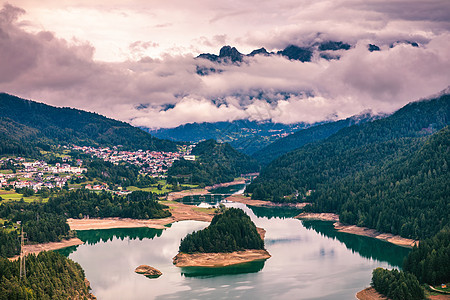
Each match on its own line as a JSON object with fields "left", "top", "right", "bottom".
{"left": 0, "top": 2, "right": 449, "bottom": 129}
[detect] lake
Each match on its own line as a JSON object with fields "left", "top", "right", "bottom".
{"left": 60, "top": 200, "right": 410, "bottom": 299}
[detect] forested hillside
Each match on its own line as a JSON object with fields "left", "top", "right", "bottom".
{"left": 148, "top": 120, "right": 309, "bottom": 155}
{"left": 0, "top": 190, "right": 170, "bottom": 257}
{"left": 252, "top": 112, "right": 378, "bottom": 165}
{"left": 0, "top": 93, "right": 177, "bottom": 152}
{"left": 247, "top": 94, "right": 449, "bottom": 239}
{"left": 179, "top": 208, "right": 264, "bottom": 253}
{"left": 168, "top": 139, "right": 260, "bottom": 186}
{"left": 0, "top": 251, "right": 93, "bottom": 299}
{"left": 403, "top": 228, "right": 450, "bottom": 285}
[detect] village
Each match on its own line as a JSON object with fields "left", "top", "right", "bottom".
{"left": 0, "top": 144, "right": 195, "bottom": 193}
{"left": 0, "top": 157, "right": 87, "bottom": 191}
{"left": 71, "top": 144, "right": 194, "bottom": 176}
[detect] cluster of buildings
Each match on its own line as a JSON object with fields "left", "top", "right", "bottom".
{"left": 0, "top": 157, "right": 86, "bottom": 191}
{"left": 71, "top": 144, "right": 194, "bottom": 176}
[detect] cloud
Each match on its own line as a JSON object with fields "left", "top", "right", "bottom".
{"left": 0, "top": 2, "right": 449, "bottom": 129}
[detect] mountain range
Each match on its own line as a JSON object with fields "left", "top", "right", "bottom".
{"left": 146, "top": 120, "right": 312, "bottom": 155}
{"left": 246, "top": 92, "right": 450, "bottom": 239}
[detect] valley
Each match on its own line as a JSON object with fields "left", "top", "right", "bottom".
{"left": 0, "top": 92, "right": 448, "bottom": 299}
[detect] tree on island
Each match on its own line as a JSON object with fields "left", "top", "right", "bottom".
{"left": 179, "top": 208, "right": 264, "bottom": 253}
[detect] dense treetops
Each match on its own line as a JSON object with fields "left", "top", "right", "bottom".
{"left": 403, "top": 228, "right": 450, "bottom": 285}
{"left": 0, "top": 251, "right": 92, "bottom": 299}
{"left": 247, "top": 94, "right": 450, "bottom": 239}
{"left": 0, "top": 93, "right": 177, "bottom": 152}
{"left": 179, "top": 208, "right": 264, "bottom": 253}
{"left": 332, "top": 126, "right": 449, "bottom": 239}
{"left": 0, "top": 229, "right": 20, "bottom": 258}
{"left": 0, "top": 202, "right": 71, "bottom": 246}
{"left": 371, "top": 268, "right": 424, "bottom": 300}
{"left": 0, "top": 190, "right": 170, "bottom": 257}
{"left": 168, "top": 139, "right": 260, "bottom": 186}
{"left": 47, "top": 190, "right": 171, "bottom": 219}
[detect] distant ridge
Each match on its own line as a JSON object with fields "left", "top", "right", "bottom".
{"left": 146, "top": 120, "right": 312, "bottom": 155}
{"left": 252, "top": 111, "right": 381, "bottom": 165}
{"left": 0, "top": 93, "right": 178, "bottom": 153}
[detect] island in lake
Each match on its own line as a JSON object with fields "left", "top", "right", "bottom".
{"left": 173, "top": 208, "right": 271, "bottom": 267}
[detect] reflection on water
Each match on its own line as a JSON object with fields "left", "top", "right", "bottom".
{"left": 247, "top": 205, "right": 302, "bottom": 219}
{"left": 180, "top": 260, "right": 266, "bottom": 278}
{"left": 77, "top": 227, "right": 165, "bottom": 245}
{"left": 179, "top": 194, "right": 228, "bottom": 207}
{"left": 209, "top": 184, "right": 246, "bottom": 194}
{"left": 61, "top": 201, "right": 412, "bottom": 300}
{"left": 301, "top": 220, "right": 410, "bottom": 267}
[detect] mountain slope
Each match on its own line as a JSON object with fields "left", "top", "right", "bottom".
{"left": 167, "top": 139, "right": 260, "bottom": 186}
{"left": 315, "top": 126, "right": 449, "bottom": 239}
{"left": 147, "top": 120, "right": 310, "bottom": 155}
{"left": 252, "top": 112, "right": 379, "bottom": 165}
{"left": 0, "top": 93, "right": 177, "bottom": 152}
{"left": 246, "top": 93, "right": 449, "bottom": 239}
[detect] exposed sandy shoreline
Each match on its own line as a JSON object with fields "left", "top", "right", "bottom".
{"left": 166, "top": 188, "right": 210, "bottom": 201}
{"left": 296, "top": 212, "right": 418, "bottom": 247}
{"left": 172, "top": 226, "right": 270, "bottom": 267}
{"left": 227, "top": 195, "right": 310, "bottom": 208}
{"left": 356, "top": 287, "right": 388, "bottom": 300}
{"left": 173, "top": 249, "right": 271, "bottom": 267}
{"left": 205, "top": 180, "right": 246, "bottom": 191}
{"left": 334, "top": 222, "right": 419, "bottom": 247}
{"left": 296, "top": 212, "right": 340, "bottom": 221}
{"left": 68, "top": 201, "right": 215, "bottom": 231}
{"left": 9, "top": 238, "right": 84, "bottom": 261}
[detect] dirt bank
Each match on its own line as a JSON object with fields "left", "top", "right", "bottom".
{"left": 334, "top": 223, "right": 418, "bottom": 247}
{"left": 172, "top": 226, "right": 269, "bottom": 267}
{"left": 172, "top": 249, "right": 271, "bottom": 267}
{"left": 356, "top": 287, "right": 388, "bottom": 300}
{"left": 166, "top": 189, "right": 210, "bottom": 201}
{"left": 68, "top": 201, "right": 215, "bottom": 231}
{"left": 296, "top": 213, "right": 418, "bottom": 247}
{"left": 205, "top": 180, "right": 246, "bottom": 191}
{"left": 227, "top": 195, "right": 310, "bottom": 208}
{"left": 9, "top": 238, "right": 84, "bottom": 261}
{"left": 296, "top": 212, "right": 340, "bottom": 221}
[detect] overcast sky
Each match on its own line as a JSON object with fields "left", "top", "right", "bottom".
{"left": 1, "top": 1, "right": 449, "bottom": 128}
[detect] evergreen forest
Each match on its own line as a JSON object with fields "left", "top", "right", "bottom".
{"left": 247, "top": 95, "right": 450, "bottom": 240}
{"left": 179, "top": 208, "right": 264, "bottom": 253}
{"left": 168, "top": 139, "right": 260, "bottom": 186}
{"left": 0, "top": 251, "right": 93, "bottom": 299}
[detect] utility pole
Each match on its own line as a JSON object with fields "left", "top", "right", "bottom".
{"left": 19, "top": 224, "right": 27, "bottom": 279}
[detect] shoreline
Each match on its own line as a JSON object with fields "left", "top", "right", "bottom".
{"left": 9, "top": 238, "right": 84, "bottom": 261}
{"left": 173, "top": 226, "right": 270, "bottom": 268}
{"left": 205, "top": 180, "right": 247, "bottom": 191}
{"left": 173, "top": 249, "right": 271, "bottom": 267}
{"left": 356, "top": 287, "right": 387, "bottom": 300}
{"left": 68, "top": 201, "right": 215, "bottom": 231}
{"left": 296, "top": 212, "right": 418, "bottom": 247}
{"left": 166, "top": 188, "right": 210, "bottom": 201}
{"left": 227, "top": 195, "right": 310, "bottom": 209}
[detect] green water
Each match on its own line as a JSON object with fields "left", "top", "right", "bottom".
{"left": 62, "top": 202, "right": 410, "bottom": 299}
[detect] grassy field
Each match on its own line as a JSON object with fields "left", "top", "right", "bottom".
{"left": 0, "top": 190, "right": 48, "bottom": 203}
{"left": 0, "top": 169, "right": 13, "bottom": 174}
